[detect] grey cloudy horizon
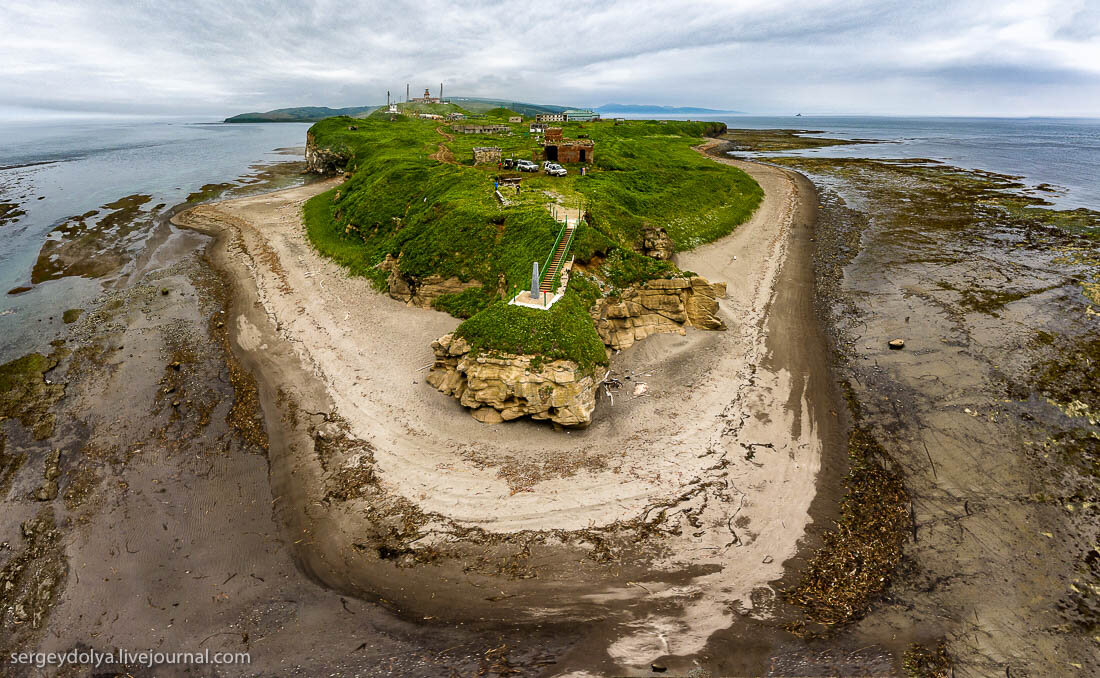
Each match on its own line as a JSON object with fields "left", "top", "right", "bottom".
{"left": 2, "top": 0, "right": 1099, "bottom": 120}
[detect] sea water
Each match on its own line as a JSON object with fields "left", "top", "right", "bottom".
{"left": 710, "top": 116, "right": 1100, "bottom": 210}
{"left": 0, "top": 120, "right": 310, "bottom": 360}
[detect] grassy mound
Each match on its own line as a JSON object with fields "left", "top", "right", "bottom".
{"left": 483, "top": 107, "right": 520, "bottom": 120}
{"left": 303, "top": 114, "right": 761, "bottom": 365}
{"left": 455, "top": 292, "right": 607, "bottom": 370}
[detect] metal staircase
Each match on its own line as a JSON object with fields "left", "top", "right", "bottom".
{"left": 540, "top": 224, "right": 575, "bottom": 293}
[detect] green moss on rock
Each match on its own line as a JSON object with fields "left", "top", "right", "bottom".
{"left": 0, "top": 353, "right": 65, "bottom": 439}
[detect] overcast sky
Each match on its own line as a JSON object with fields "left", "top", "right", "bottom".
{"left": 2, "top": 0, "right": 1098, "bottom": 119}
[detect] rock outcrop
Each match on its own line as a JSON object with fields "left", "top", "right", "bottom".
{"left": 305, "top": 132, "right": 350, "bottom": 174}
{"left": 592, "top": 276, "right": 726, "bottom": 350}
{"left": 641, "top": 225, "right": 675, "bottom": 260}
{"left": 380, "top": 255, "right": 480, "bottom": 308}
{"left": 427, "top": 334, "right": 599, "bottom": 427}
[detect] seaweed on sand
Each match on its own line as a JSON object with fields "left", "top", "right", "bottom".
{"left": 902, "top": 640, "right": 952, "bottom": 678}
{"left": 785, "top": 424, "right": 911, "bottom": 632}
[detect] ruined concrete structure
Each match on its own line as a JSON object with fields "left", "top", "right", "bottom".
{"left": 563, "top": 109, "right": 600, "bottom": 122}
{"left": 454, "top": 124, "right": 510, "bottom": 135}
{"left": 545, "top": 139, "right": 595, "bottom": 164}
{"left": 508, "top": 116, "right": 522, "bottom": 123}
{"left": 472, "top": 147, "right": 502, "bottom": 165}
{"left": 544, "top": 127, "right": 563, "bottom": 143}
{"left": 535, "top": 113, "right": 565, "bottom": 122}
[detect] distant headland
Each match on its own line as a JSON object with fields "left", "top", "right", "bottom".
{"left": 224, "top": 97, "right": 741, "bottom": 123}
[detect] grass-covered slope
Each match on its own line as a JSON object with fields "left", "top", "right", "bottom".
{"left": 303, "top": 114, "right": 762, "bottom": 367}
{"left": 225, "top": 106, "right": 377, "bottom": 123}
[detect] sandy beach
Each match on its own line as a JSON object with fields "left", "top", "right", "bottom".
{"left": 171, "top": 145, "right": 839, "bottom": 667}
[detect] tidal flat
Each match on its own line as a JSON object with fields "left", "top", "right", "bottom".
{"left": 717, "top": 131, "right": 1098, "bottom": 676}
{"left": 1, "top": 122, "right": 1097, "bottom": 676}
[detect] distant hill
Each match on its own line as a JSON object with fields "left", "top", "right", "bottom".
{"left": 446, "top": 98, "right": 568, "bottom": 118}
{"left": 224, "top": 106, "right": 378, "bottom": 123}
{"left": 225, "top": 98, "right": 569, "bottom": 123}
{"left": 595, "top": 104, "right": 743, "bottom": 115}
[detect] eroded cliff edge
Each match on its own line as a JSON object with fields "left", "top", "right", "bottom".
{"left": 427, "top": 275, "right": 727, "bottom": 426}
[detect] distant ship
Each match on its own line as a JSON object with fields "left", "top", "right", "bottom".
{"left": 795, "top": 113, "right": 802, "bottom": 117}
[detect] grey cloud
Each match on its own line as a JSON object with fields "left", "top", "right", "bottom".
{"left": 0, "top": 0, "right": 1097, "bottom": 118}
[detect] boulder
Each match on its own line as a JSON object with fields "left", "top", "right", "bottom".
{"left": 641, "top": 225, "right": 675, "bottom": 260}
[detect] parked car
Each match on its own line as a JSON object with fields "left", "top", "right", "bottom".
{"left": 545, "top": 163, "right": 567, "bottom": 177}
{"left": 516, "top": 160, "right": 538, "bottom": 172}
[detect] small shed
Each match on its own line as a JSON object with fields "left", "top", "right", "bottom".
{"left": 472, "top": 147, "right": 502, "bottom": 165}
{"left": 508, "top": 116, "right": 522, "bottom": 123}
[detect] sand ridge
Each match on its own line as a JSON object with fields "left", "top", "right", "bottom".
{"left": 171, "top": 147, "right": 835, "bottom": 661}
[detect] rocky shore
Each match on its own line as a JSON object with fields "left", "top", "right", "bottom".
{"left": 712, "top": 132, "right": 1100, "bottom": 675}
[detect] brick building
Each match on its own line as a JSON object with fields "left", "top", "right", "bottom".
{"left": 544, "top": 139, "right": 594, "bottom": 164}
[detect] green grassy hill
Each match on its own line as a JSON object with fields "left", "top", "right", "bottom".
{"left": 302, "top": 114, "right": 761, "bottom": 366}
{"left": 224, "top": 106, "right": 377, "bottom": 123}
{"left": 447, "top": 97, "right": 568, "bottom": 117}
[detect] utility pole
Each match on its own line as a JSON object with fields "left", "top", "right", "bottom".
{"left": 406, "top": 83, "right": 409, "bottom": 103}
{"left": 440, "top": 82, "right": 443, "bottom": 102}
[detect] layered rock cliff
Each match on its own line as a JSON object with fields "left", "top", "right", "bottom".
{"left": 426, "top": 275, "right": 727, "bottom": 426}
{"left": 591, "top": 276, "right": 726, "bottom": 350}
{"left": 427, "top": 333, "right": 599, "bottom": 427}
{"left": 379, "top": 255, "right": 481, "bottom": 308}
{"left": 305, "top": 131, "right": 350, "bottom": 174}
{"left": 641, "top": 225, "right": 675, "bottom": 260}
